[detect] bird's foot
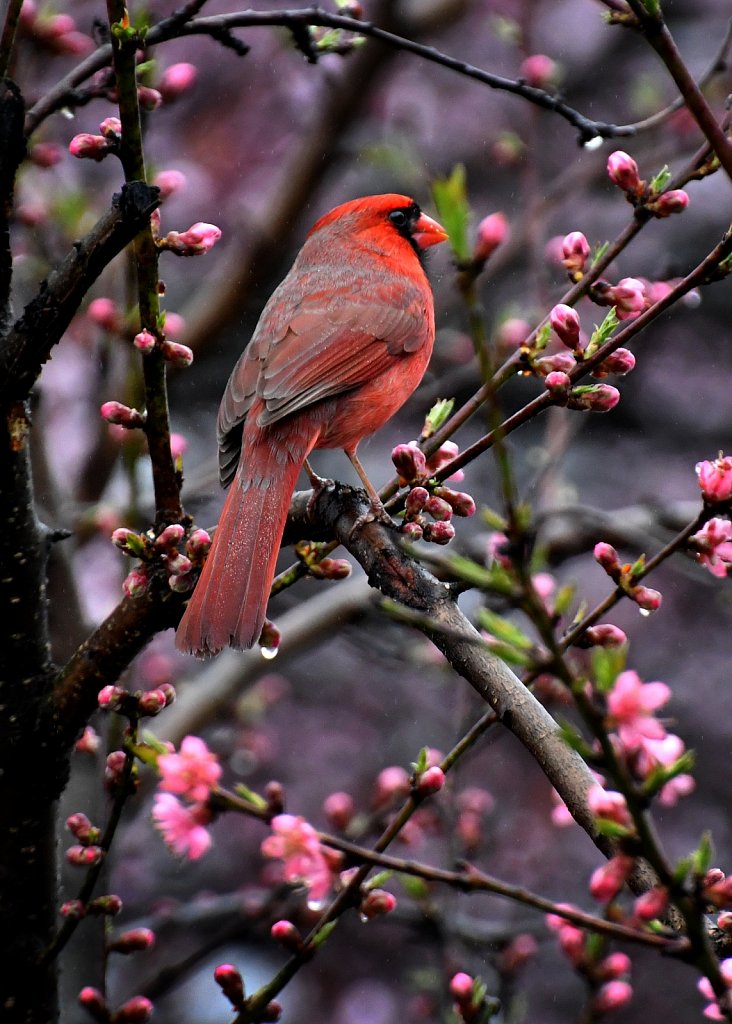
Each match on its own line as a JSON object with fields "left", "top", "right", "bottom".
{"left": 349, "top": 495, "right": 396, "bottom": 538}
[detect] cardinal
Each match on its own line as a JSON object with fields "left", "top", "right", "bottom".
{"left": 176, "top": 193, "right": 448, "bottom": 656}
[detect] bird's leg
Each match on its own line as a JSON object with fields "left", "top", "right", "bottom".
{"left": 303, "top": 457, "right": 334, "bottom": 521}
{"left": 346, "top": 449, "right": 394, "bottom": 531}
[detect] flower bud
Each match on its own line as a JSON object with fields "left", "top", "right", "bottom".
{"left": 653, "top": 189, "right": 689, "bottom": 217}
{"left": 98, "top": 116, "right": 121, "bottom": 139}
{"left": 550, "top": 304, "right": 581, "bottom": 349}
{"left": 158, "top": 62, "right": 198, "bottom": 102}
{"left": 417, "top": 765, "right": 445, "bottom": 795}
{"left": 169, "top": 571, "right": 196, "bottom": 593}
{"left": 594, "top": 542, "right": 620, "bottom": 574}
{"left": 598, "top": 952, "right": 632, "bottom": 980}
{"left": 69, "top": 133, "right": 111, "bottom": 161}
{"left": 60, "top": 899, "right": 86, "bottom": 919}
{"left": 424, "top": 495, "right": 453, "bottom": 522}
{"left": 496, "top": 317, "right": 530, "bottom": 350}
{"left": 161, "top": 222, "right": 222, "bottom": 256}
{"left": 606, "top": 277, "right": 646, "bottom": 320}
{"left": 108, "top": 927, "right": 155, "bottom": 954}
{"left": 534, "top": 351, "right": 576, "bottom": 376}
{"left": 164, "top": 312, "right": 186, "bottom": 339}
{"left": 155, "top": 523, "right": 186, "bottom": 550}
{"left": 66, "top": 812, "right": 101, "bottom": 844}
{"left": 696, "top": 455, "right": 732, "bottom": 503}
{"left": 133, "top": 328, "right": 157, "bottom": 354}
{"left": 587, "top": 786, "right": 631, "bottom": 827}
{"left": 312, "top": 556, "right": 352, "bottom": 579}
{"left": 405, "top": 485, "right": 429, "bottom": 515}
{"left": 374, "top": 765, "right": 410, "bottom": 805}
{"left": 66, "top": 844, "right": 104, "bottom": 867}
{"left": 567, "top": 384, "right": 620, "bottom": 412}
{"left": 258, "top": 619, "right": 281, "bottom": 656}
{"left": 519, "top": 53, "right": 558, "bottom": 88}
{"left": 561, "top": 231, "right": 590, "bottom": 274}
{"left": 432, "top": 486, "right": 476, "bottom": 517}
{"left": 30, "top": 141, "right": 63, "bottom": 167}
{"left": 544, "top": 370, "right": 571, "bottom": 398}
{"left": 88, "top": 297, "right": 121, "bottom": 332}
{"left": 630, "top": 585, "right": 662, "bottom": 613}
{"left": 261, "top": 1002, "right": 282, "bottom": 1023}
{"left": 449, "top": 972, "right": 474, "bottom": 1002}
{"left": 214, "top": 964, "right": 245, "bottom": 1008}
{"left": 161, "top": 340, "right": 194, "bottom": 367}
{"left": 137, "top": 86, "right": 163, "bottom": 111}
{"left": 401, "top": 521, "right": 424, "bottom": 541}
{"left": 584, "top": 623, "right": 627, "bottom": 648}
{"left": 607, "top": 151, "right": 642, "bottom": 195}
{"left": 592, "top": 347, "right": 636, "bottom": 378}
{"left": 270, "top": 919, "right": 303, "bottom": 952}
{"left": 323, "top": 791, "right": 355, "bottom": 830}
{"left": 391, "top": 443, "right": 427, "bottom": 483}
{"left": 88, "top": 894, "right": 123, "bottom": 916}
{"left": 423, "top": 521, "right": 456, "bottom": 545}
{"left": 186, "top": 528, "right": 212, "bottom": 558}
{"left": 123, "top": 567, "right": 150, "bottom": 598}
{"left": 359, "top": 888, "right": 397, "bottom": 919}
{"left": 75, "top": 726, "right": 100, "bottom": 754}
{"left": 97, "top": 685, "right": 127, "bottom": 710}
{"left": 633, "top": 886, "right": 668, "bottom": 920}
{"left": 115, "top": 995, "right": 154, "bottom": 1022}
{"left": 425, "top": 440, "right": 464, "bottom": 481}
{"left": 166, "top": 552, "right": 193, "bottom": 576}
{"left": 78, "top": 986, "right": 108, "bottom": 1023}
{"left": 154, "top": 169, "right": 187, "bottom": 200}
{"left": 138, "top": 689, "right": 168, "bottom": 717}
{"left": 100, "top": 401, "right": 145, "bottom": 428}
{"left": 589, "top": 854, "right": 634, "bottom": 903}
{"left": 473, "top": 212, "right": 509, "bottom": 263}
{"left": 592, "top": 980, "right": 633, "bottom": 1014}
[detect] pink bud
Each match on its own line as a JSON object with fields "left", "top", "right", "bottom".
{"left": 154, "top": 169, "right": 187, "bottom": 200}
{"left": 75, "top": 726, "right": 100, "bottom": 754}
{"left": 108, "top": 927, "right": 155, "bottom": 954}
{"left": 696, "top": 455, "right": 732, "bottom": 503}
{"left": 133, "top": 328, "right": 157, "bottom": 354}
{"left": 550, "top": 304, "right": 581, "bottom": 349}
{"left": 474, "top": 212, "right": 509, "bottom": 262}
{"left": 313, "top": 556, "right": 352, "bottom": 579}
{"left": 138, "top": 689, "right": 168, "bottom": 716}
{"left": 593, "top": 980, "right": 633, "bottom": 1014}
{"left": 405, "top": 485, "right": 429, "bottom": 515}
{"left": 607, "top": 151, "right": 642, "bottom": 194}
{"left": 100, "top": 401, "right": 145, "bottom": 428}
{"left": 111, "top": 527, "right": 139, "bottom": 551}
{"left": 105, "top": 750, "right": 127, "bottom": 790}
{"left": 417, "top": 766, "right": 445, "bottom": 795}
{"left": 161, "top": 340, "right": 194, "bottom": 367}
{"left": 653, "top": 189, "right": 689, "bottom": 217}
{"left": 587, "top": 786, "right": 631, "bottom": 827}
{"left": 155, "top": 523, "right": 186, "bottom": 549}
{"left": 568, "top": 384, "right": 620, "bottom": 412}
{"left": 424, "top": 495, "right": 453, "bottom": 522}
{"left": 214, "top": 964, "right": 245, "bottom": 1008}
{"left": 534, "top": 351, "right": 576, "bottom": 376}
{"left": 97, "top": 685, "right": 126, "bottom": 710}
{"left": 88, "top": 297, "right": 121, "bottom": 332}
{"left": 425, "top": 440, "right": 464, "bottom": 482}
{"left": 69, "top": 133, "right": 110, "bottom": 161}
{"left": 262, "top": 1002, "right": 282, "bottom": 1023}
{"left": 432, "top": 486, "right": 476, "bottom": 517}
{"left": 162, "top": 222, "right": 222, "bottom": 255}
{"left": 374, "top": 765, "right": 410, "bottom": 805}
{"left": 594, "top": 542, "right": 620, "bottom": 573}
{"left": 60, "top": 899, "right": 86, "bottom": 919}
{"left": 163, "top": 312, "right": 186, "bottom": 339}
{"left": 599, "top": 952, "right": 632, "bottom": 980}
{"left": 66, "top": 844, "right": 104, "bottom": 867}
{"left": 323, "top": 791, "right": 355, "bottom": 830}
{"left": 423, "top": 521, "right": 456, "bottom": 545}
{"left": 519, "top": 53, "right": 558, "bottom": 88}
{"left": 607, "top": 277, "right": 646, "bottom": 320}
{"left": 88, "top": 894, "right": 123, "bottom": 916}
{"left": 496, "top": 317, "right": 530, "bottom": 350}
{"left": 392, "top": 443, "right": 427, "bottom": 483}
{"left": 717, "top": 911, "right": 732, "bottom": 932}
{"left": 29, "top": 141, "right": 63, "bottom": 167}
{"left": 169, "top": 571, "right": 195, "bottom": 593}
{"left": 186, "top": 528, "right": 212, "bottom": 559}
{"left": 99, "top": 117, "right": 122, "bottom": 138}
{"left": 585, "top": 623, "right": 627, "bottom": 648}
{"left": 123, "top": 567, "right": 150, "bottom": 598}
{"left": 170, "top": 432, "right": 188, "bottom": 459}
{"left": 592, "top": 347, "right": 636, "bottom": 378}
{"left": 449, "top": 972, "right": 474, "bottom": 1001}
{"left": 159, "top": 62, "right": 199, "bottom": 102}
{"left": 270, "top": 919, "right": 302, "bottom": 951}
{"left": 401, "top": 521, "right": 424, "bottom": 541}
{"left": 544, "top": 370, "right": 571, "bottom": 397}
{"left": 115, "top": 996, "right": 154, "bottom": 1022}
{"left": 78, "top": 987, "right": 108, "bottom": 1021}
{"left": 630, "top": 585, "right": 662, "bottom": 613}
{"left": 66, "top": 813, "right": 100, "bottom": 844}
{"left": 561, "top": 231, "right": 590, "bottom": 274}
{"left": 589, "top": 854, "right": 634, "bottom": 903}
{"left": 633, "top": 886, "right": 668, "bottom": 920}
{"left": 167, "top": 552, "right": 193, "bottom": 576}
{"left": 137, "top": 86, "right": 163, "bottom": 111}
{"left": 259, "top": 619, "right": 281, "bottom": 653}
{"left": 359, "top": 888, "right": 397, "bottom": 919}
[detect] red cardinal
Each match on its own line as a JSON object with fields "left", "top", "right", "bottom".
{"left": 176, "top": 194, "right": 448, "bottom": 655}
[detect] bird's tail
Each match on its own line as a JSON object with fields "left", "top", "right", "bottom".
{"left": 176, "top": 436, "right": 312, "bottom": 656}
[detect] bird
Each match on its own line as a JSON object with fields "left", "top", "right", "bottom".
{"left": 175, "top": 193, "right": 448, "bottom": 656}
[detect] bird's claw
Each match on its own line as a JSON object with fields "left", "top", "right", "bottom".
{"left": 306, "top": 474, "right": 335, "bottom": 520}
{"left": 349, "top": 497, "right": 396, "bottom": 538}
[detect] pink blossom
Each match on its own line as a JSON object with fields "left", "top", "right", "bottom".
{"left": 152, "top": 793, "right": 211, "bottom": 859}
{"left": 561, "top": 231, "right": 590, "bottom": 274}
{"left": 474, "top": 212, "right": 509, "bottom": 262}
{"left": 159, "top": 62, "right": 199, "bottom": 102}
{"left": 592, "top": 347, "right": 636, "bottom": 378}
{"left": 449, "top": 972, "right": 474, "bottom": 1000}
{"left": 692, "top": 518, "right": 732, "bottom": 577}
{"left": 589, "top": 854, "right": 634, "bottom": 903}
{"left": 162, "top": 222, "right": 222, "bottom": 256}
{"left": 261, "top": 814, "right": 334, "bottom": 904}
{"left": 417, "top": 766, "right": 445, "bottom": 795}
{"left": 133, "top": 328, "right": 157, "bottom": 354}
{"left": 587, "top": 785, "right": 631, "bottom": 827}
{"left": 697, "top": 455, "right": 732, "bottom": 503}
{"left": 568, "top": 384, "right": 620, "bottom": 412}
{"left": 607, "top": 277, "right": 646, "bottom": 320}
{"left": 607, "top": 670, "right": 670, "bottom": 751}
{"left": 607, "top": 151, "right": 642, "bottom": 194}
{"left": 158, "top": 735, "right": 221, "bottom": 802}
{"left": 170, "top": 433, "right": 188, "bottom": 459}
{"left": 534, "top": 351, "right": 576, "bottom": 376}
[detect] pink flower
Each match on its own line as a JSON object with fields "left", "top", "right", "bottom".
{"left": 698, "top": 959, "right": 732, "bottom": 1021}
{"left": 261, "top": 814, "right": 334, "bottom": 905}
{"left": 152, "top": 793, "right": 212, "bottom": 859}
{"left": 474, "top": 212, "right": 509, "bottom": 262}
{"left": 589, "top": 854, "right": 634, "bottom": 903}
{"left": 587, "top": 785, "right": 631, "bottom": 828}
{"left": 162, "top": 222, "right": 222, "bottom": 256}
{"left": 561, "top": 231, "right": 590, "bottom": 274}
{"left": 158, "top": 735, "right": 221, "bottom": 802}
{"left": 607, "top": 151, "right": 642, "bottom": 195}
{"left": 697, "top": 455, "right": 732, "bottom": 503}
{"left": 692, "top": 518, "right": 732, "bottom": 577}
{"left": 607, "top": 670, "right": 670, "bottom": 751}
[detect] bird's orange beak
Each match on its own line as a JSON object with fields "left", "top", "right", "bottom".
{"left": 413, "top": 212, "right": 449, "bottom": 250}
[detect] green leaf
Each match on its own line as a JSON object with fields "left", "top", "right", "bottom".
{"left": 399, "top": 874, "right": 430, "bottom": 900}
{"left": 595, "top": 818, "right": 633, "bottom": 839}
{"left": 533, "top": 321, "right": 552, "bottom": 353}
{"left": 557, "top": 718, "right": 593, "bottom": 758}
{"left": 553, "top": 582, "right": 576, "bottom": 618}
{"left": 691, "top": 830, "right": 714, "bottom": 877}
{"left": 423, "top": 398, "right": 454, "bottom": 437}
{"left": 642, "top": 750, "right": 695, "bottom": 797}
{"left": 586, "top": 307, "right": 619, "bottom": 355}
{"left": 431, "top": 165, "right": 472, "bottom": 262}
{"left": 591, "top": 645, "right": 627, "bottom": 692}
{"left": 476, "top": 607, "right": 534, "bottom": 650}
{"left": 591, "top": 241, "right": 609, "bottom": 266}
{"left": 233, "top": 783, "right": 268, "bottom": 810}
{"left": 649, "top": 165, "right": 671, "bottom": 194}
{"left": 364, "top": 870, "right": 394, "bottom": 891}
{"left": 482, "top": 507, "right": 508, "bottom": 531}
{"left": 443, "top": 553, "right": 515, "bottom": 594}
{"left": 673, "top": 855, "right": 692, "bottom": 885}
{"left": 412, "top": 747, "right": 429, "bottom": 774}
{"left": 479, "top": 639, "right": 533, "bottom": 667}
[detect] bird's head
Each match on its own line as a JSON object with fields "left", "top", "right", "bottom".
{"left": 308, "top": 194, "right": 448, "bottom": 259}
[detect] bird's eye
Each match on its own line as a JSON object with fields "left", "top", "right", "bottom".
{"left": 388, "top": 209, "right": 408, "bottom": 228}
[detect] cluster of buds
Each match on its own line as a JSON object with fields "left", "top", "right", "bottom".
{"left": 112, "top": 523, "right": 210, "bottom": 597}
{"left": 592, "top": 277, "right": 646, "bottom": 321}
{"left": 449, "top": 972, "right": 497, "bottom": 1023}
{"left": 607, "top": 151, "right": 690, "bottom": 218}
{"left": 20, "top": 4, "right": 94, "bottom": 55}
{"left": 98, "top": 681, "right": 176, "bottom": 719}
{"left": 701, "top": 868, "right": 732, "bottom": 910}
{"left": 69, "top": 117, "right": 122, "bottom": 162}
{"left": 61, "top": 894, "right": 123, "bottom": 920}
{"left": 213, "top": 964, "right": 281, "bottom": 1020}
{"left": 690, "top": 517, "right": 732, "bottom": 578}
{"left": 158, "top": 222, "right": 222, "bottom": 256}
{"left": 295, "top": 540, "right": 352, "bottom": 581}
{"left": 391, "top": 442, "right": 475, "bottom": 546}
{"left": 546, "top": 908, "right": 633, "bottom": 1013}
{"left": 65, "top": 812, "right": 104, "bottom": 870}
{"left": 78, "top": 987, "right": 153, "bottom": 1023}
{"left": 593, "top": 542, "right": 662, "bottom": 614}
